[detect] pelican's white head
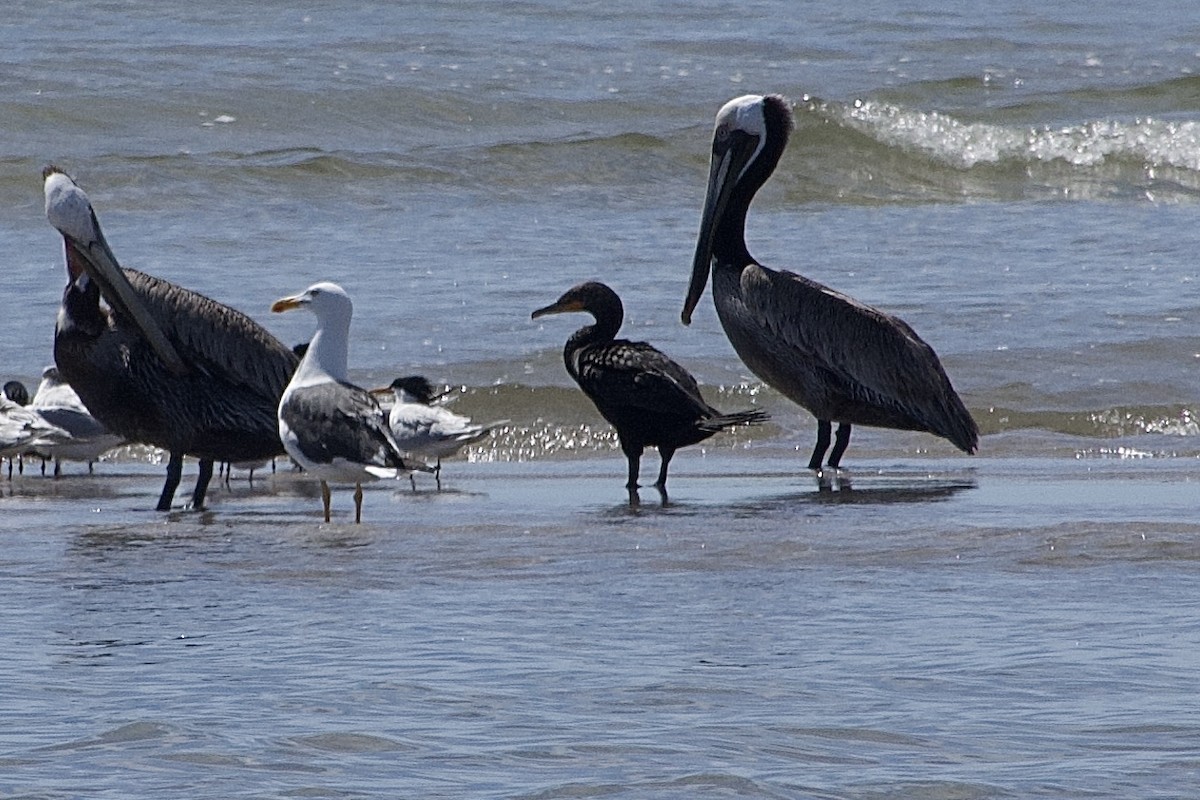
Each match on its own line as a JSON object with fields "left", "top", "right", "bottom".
{"left": 43, "top": 166, "right": 99, "bottom": 245}
{"left": 713, "top": 95, "right": 768, "bottom": 182}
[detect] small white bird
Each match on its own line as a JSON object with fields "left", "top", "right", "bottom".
{"left": 2, "top": 380, "right": 32, "bottom": 477}
{"left": 372, "top": 375, "right": 497, "bottom": 490}
{"left": 271, "top": 282, "right": 426, "bottom": 523}
{"left": 1, "top": 395, "right": 71, "bottom": 478}
{"left": 30, "top": 365, "right": 123, "bottom": 475}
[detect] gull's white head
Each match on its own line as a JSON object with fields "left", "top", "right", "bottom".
{"left": 271, "top": 281, "right": 353, "bottom": 323}
{"left": 43, "top": 166, "right": 98, "bottom": 244}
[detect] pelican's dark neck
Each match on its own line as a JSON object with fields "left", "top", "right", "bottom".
{"left": 58, "top": 273, "right": 105, "bottom": 338}
{"left": 715, "top": 96, "right": 792, "bottom": 268}
{"left": 712, "top": 187, "right": 755, "bottom": 267}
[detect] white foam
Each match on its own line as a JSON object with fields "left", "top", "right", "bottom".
{"left": 843, "top": 99, "right": 1200, "bottom": 171}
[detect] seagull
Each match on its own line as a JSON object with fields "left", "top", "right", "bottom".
{"left": 371, "top": 375, "right": 497, "bottom": 490}
{"left": 271, "top": 282, "right": 426, "bottom": 522}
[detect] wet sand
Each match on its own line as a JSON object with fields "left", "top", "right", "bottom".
{"left": 4, "top": 453, "right": 1195, "bottom": 567}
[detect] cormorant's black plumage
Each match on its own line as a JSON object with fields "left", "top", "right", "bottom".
{"left": 534, "top": 281, "right": 766, "bottom": 490}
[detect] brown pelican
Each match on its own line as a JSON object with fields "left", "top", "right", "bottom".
{"left": 43, "top": 166, "right": 298, "bottom": 510}
{"left": 370, "top": 376, "right": 497, "bottom": 491}
{"left": 684, "top": 95, "right": 978, "bottom": 471}
{"left": 272, "top": 282, "right": 426, "bottom": 523}
{"left": 533, "top": 281, "right": 767, "bottom": 492}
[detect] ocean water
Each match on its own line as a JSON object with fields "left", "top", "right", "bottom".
{"left": 1, "top": 1, "right": 1199, "bottom": 797}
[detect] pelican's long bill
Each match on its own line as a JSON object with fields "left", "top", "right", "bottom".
{"left": 43, "top": 167, "right": 188, "bottom": 377}
{"left": 683, "top": 126, "right": 760, "bottom": 326}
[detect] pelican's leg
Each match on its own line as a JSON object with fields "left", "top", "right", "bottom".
{"left": 157, "top": 451, "right": 184, "bottom": 511}
{"left": 54, "top": 458, "right": 62, "bottom": 478}
{"left": 353, "top": 482, "right": 363, "bottom": 524}
{"left": 808, "top": 420, "right": 832, "bottom": 470}
{"left": 655, "top": 447, "right": 676, "bottom": 490}
{"left": 827, "top": 423, "right": 852, "bottom": 469}
{"left": 191, "top": 458, "right": 214, "bottom": 509}
{"left": 409, "top": 472, "right": 417, "bottom": 492}
{"left": 434, "top": 458, "right": 442, "bottom": 491}
{"left": 320, "top": 480, "right": 331, "bottom": 522}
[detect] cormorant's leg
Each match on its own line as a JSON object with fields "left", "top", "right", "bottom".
{"left": 409, "top": 472, "right": 417, "bottom": 492}
{"left": 434, "top": 458, "right": 442, "bottom": 491}
{"left": 88, "top": 460, "right": 95, "bottom": 474}
{"left": 622, "top": 443, "right": 643, "bottom": 490}
{"left": 353, "top": 482, "right": 363, "bottom": 524}
{"left": 54, "top": 459, "right": 63, "bottom": 478}
{"left": 191, "top": 458, "right": 214, "bottom": 509}
{"left": 808, "top": 420, "right": 832, "bottom": 470}
{"left": 40, "top": 458, "right": 47, "bottom": 476}
{"left": 655, "top": 447, "right": 676, "bottom": 489}
{"left": 627, "top": 486, "right": 640, "bottom": 507}
{"left": 827, "top": 423, "right": 852, "bottom": 469}
{"left": 320, "top": 480, "right": 332, "bottom": 522}
{"left": 157, "top": 451, "right": 184, "bottom": 511}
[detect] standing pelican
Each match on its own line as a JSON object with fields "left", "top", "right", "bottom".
{"left": 685, "top": 95, "right": 978, "bottom": 471}
{"left": 43, "top": 166, "right": 298, "bottom": 509}
{"left": 533, "top": 281, "right": 767, "bottom": 492}
{"left": 272, "top": 282, "right": 424, "bottom": 523}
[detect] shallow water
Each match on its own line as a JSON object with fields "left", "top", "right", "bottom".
{"left": 2, "top": 1, "right": 1200, "bottom": 797}
{"left": 2, "top": 456, "right": 1199, "bottom": 798}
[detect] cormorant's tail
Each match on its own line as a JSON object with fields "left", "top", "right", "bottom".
{"left": 698, "top": 408, "right": 769, "bottom": 432}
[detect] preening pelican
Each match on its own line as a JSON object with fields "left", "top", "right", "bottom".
{"left": 43, "top": 166, "right": 298, "bottom": 509}
{"left": 272, "top": 282, "right": 424, "bottom": 523}
{"left": 685, "top": 95, "right": 978, "bottom": 471}
{"left": 534, "top": 281, "right": 767, "bottom": 493}
{"left": 371, "top": 376, "right": 496, "bottom": 490}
